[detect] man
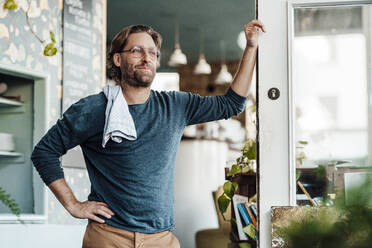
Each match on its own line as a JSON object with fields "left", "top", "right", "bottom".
{"left": 31, "top": 20, "right": 265, "bottom": 247}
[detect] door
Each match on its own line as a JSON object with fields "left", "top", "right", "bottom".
{"left": 257, "top": 0, "right": 291, "bottom": 246}
{"left": 258, "top": 0, "right": 372, "bottom": 247}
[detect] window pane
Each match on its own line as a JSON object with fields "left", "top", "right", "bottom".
{"left": 293, "top": 5, "right": 372, "bottom": 205}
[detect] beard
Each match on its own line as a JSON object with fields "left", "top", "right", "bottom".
{"left": 121, "top": 60, "right": 155, "bottom": 88}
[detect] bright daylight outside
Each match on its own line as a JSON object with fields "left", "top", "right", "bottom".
{"left": 293, "top": 6, "right": 371, "bottom": 206}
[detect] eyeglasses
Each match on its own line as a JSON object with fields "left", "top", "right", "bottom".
{"left": 119, "top": 46, "right": 160, "bottom": 60}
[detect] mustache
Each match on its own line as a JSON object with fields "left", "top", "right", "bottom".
{"left": 135, "top": 63, "right": 152, "bottom": 70}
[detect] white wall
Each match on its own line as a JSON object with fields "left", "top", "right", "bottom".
{"left": 0, "top": 225, "right": 85, "bottom": 248}
{"left": 173, "top": 140, "right": 229, "bottom": 248}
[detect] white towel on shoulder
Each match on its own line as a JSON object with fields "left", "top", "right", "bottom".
{"left": 102, "top": 85, "right": 137, "bottom": 148}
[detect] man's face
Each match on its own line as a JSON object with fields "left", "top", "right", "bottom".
{"left": 115, "top": 32, "right": 158, "bottom": 88}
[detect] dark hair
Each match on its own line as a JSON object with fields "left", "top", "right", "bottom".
{"left": 106, "top": 24, "right": 162, "bottom": 84}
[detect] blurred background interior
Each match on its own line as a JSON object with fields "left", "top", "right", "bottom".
{"left": 0, "top": 0, "right": 257, "bottom": 248}
{"left": 2, "top": 0, "right": 372, "bottom": 248}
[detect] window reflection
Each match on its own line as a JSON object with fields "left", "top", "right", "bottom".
{"left": 293, "top": 5, "right": 372, "bottom": 205}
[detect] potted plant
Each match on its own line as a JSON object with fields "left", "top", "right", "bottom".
{"left": 275, "top": 174, "right": 372, "bottom": 248}
{"left": 217, "top": 138, "right": 257, "bottom": 220}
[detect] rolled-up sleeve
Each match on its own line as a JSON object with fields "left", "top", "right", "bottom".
{"left": 31, "top": 101, "right": 93, "bottom": 185}
{"left": 184, "top": 87, "right": 247, "bottom": 126}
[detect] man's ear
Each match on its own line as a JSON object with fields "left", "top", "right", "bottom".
{"left": 113, "top": 53, "right": 121, "bottom": 67}
{"left": 156, "top": 54, "right": 161, "bottom": 69}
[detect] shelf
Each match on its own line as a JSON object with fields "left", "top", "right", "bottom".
{"left": 0, "top": 151, "right": 24, "bottom": 163}
{"left": 226, "top": 169, "right": 258, "bottom": 248}
{"left": 225, "top": 170, "right": 256, "bottom": 185}
{"left": 0, "top": 97, "right": 23, "bottom": 107}
{"left": 0, "top": 97, "right": 25, "bottom": 114}
{"left": 0, "top": 151, "right": 22, "bottom": 156}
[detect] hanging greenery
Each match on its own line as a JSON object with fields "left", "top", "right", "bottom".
{"left": 0, "top": 186, "right": 21, "bottom": 216}
{"left": 3, "top": 0, "right": 58, "bottom": 56}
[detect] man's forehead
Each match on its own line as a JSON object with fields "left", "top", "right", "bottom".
{"left": 125, "top": 32, "right": 156, "bottom": 48}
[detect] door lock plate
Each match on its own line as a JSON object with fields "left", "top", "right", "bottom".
{"left": 268, "top": 87, "right": 280, "bottom": 100}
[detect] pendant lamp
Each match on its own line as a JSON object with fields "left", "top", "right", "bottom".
{"left": 194, "top": 29, "right": 211, "bottom": 75}
{"left": 215, "top": 40, "right": 233, "bottom": 84}
{"left": 168, "top": 20, "right": 187, "bottom": 67}
{"left": 237, "top": 31, "right": 247, "bottom": 50}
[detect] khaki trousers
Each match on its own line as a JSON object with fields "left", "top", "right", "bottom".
{"left": 82, "top": 222, "right": 181, "bottom": 248}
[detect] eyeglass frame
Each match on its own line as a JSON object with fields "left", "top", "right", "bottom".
{"left": 117, "top": 45, "right": 160, "bottom": 60}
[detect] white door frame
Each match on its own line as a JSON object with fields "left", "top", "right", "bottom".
{"left": 258, "top": 0, "right": 372, "bottom": 246}
{"left": 257, "top": 0, "right": 291, "bottom": 245}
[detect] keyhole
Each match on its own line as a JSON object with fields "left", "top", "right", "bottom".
{"left": 271, "top": 89, "right": 276, "bottom": 98}
{"left": 268, "top": 87, "right": 280, "bottom": 100}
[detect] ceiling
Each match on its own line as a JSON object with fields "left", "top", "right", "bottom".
{"left": 107, "top": 0, "right": 256, "bottom": 71}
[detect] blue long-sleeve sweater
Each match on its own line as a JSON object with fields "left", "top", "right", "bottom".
{"left": 31, "top": 87, "right": 247, "bottom": 233}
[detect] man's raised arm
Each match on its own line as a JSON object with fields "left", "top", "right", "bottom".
{"left": 230, "top": 20, "right": 266, "bottom": 97}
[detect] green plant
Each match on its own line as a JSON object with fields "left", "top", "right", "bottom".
{"left": 0, "top": 186, "right": 21, "bottom": 216}
{"left": 296, "top": 140, "right": 308, "bottom": 166}
{"left": 278, "top": 174, "right": 372, "bottom": 248}
{"left": 3, "top": 0, "right": 58, "bottom": 56}
{"left": 217, "top": 138, "right": 257, "bottom": 221}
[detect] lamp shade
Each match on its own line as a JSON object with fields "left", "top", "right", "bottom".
{"left": 193, "top": 54, "right": 211, "bottom": 75}
{"left": 215, "top": 64, "right": 233, "bottom": 84}
{"left": 237, "top": 31, "right": 247, "bottom": 50}
{"left": 168, "top": 43, "right": 187, "bottom": 67}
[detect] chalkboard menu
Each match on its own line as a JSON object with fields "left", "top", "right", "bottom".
{"left": 63, "top": 0, "right": 96, "bottom": 111}
{"left": 62, "top": 0, "right": 96, "bottom": 168}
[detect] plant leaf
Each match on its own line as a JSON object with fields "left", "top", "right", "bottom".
{"left": 223, "top": 181, "right": 238, "bottom": 198}
{"left": 298, "top": 140, "right": 308, "bottom": 145}
{"left": 239, "top": 243, "right": 252, "bottom": 248}
{"left": 4, "top": 0, "right": 18, "bottom": 10}
{"left": 242, "top": 166, "right": 250, "bottom": 173}
{"left": 296, "top": 170, "right": 301, "bottom": 181}
{"left": 43, "top": 43, "right": 57, "bottom": 56}
{"left": 50, "top": 31, "right": 56, "bottom": 43}
{"left": 0, "top": 186, "right": 21, "bottom": 216}
{"left": 228, "top": 164, "right": 241, "bottom": 176}
{"left": 232, "top": 182, "right": 238, "bottom": 192}
{"left": 246, "top": 140, "right": 257, "bottom": 160}
{"left": 248, "top": 194, "right": 256, "bottom": 203}
{"left": 217, "top": 194, "right": 230, "bottom": 215}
